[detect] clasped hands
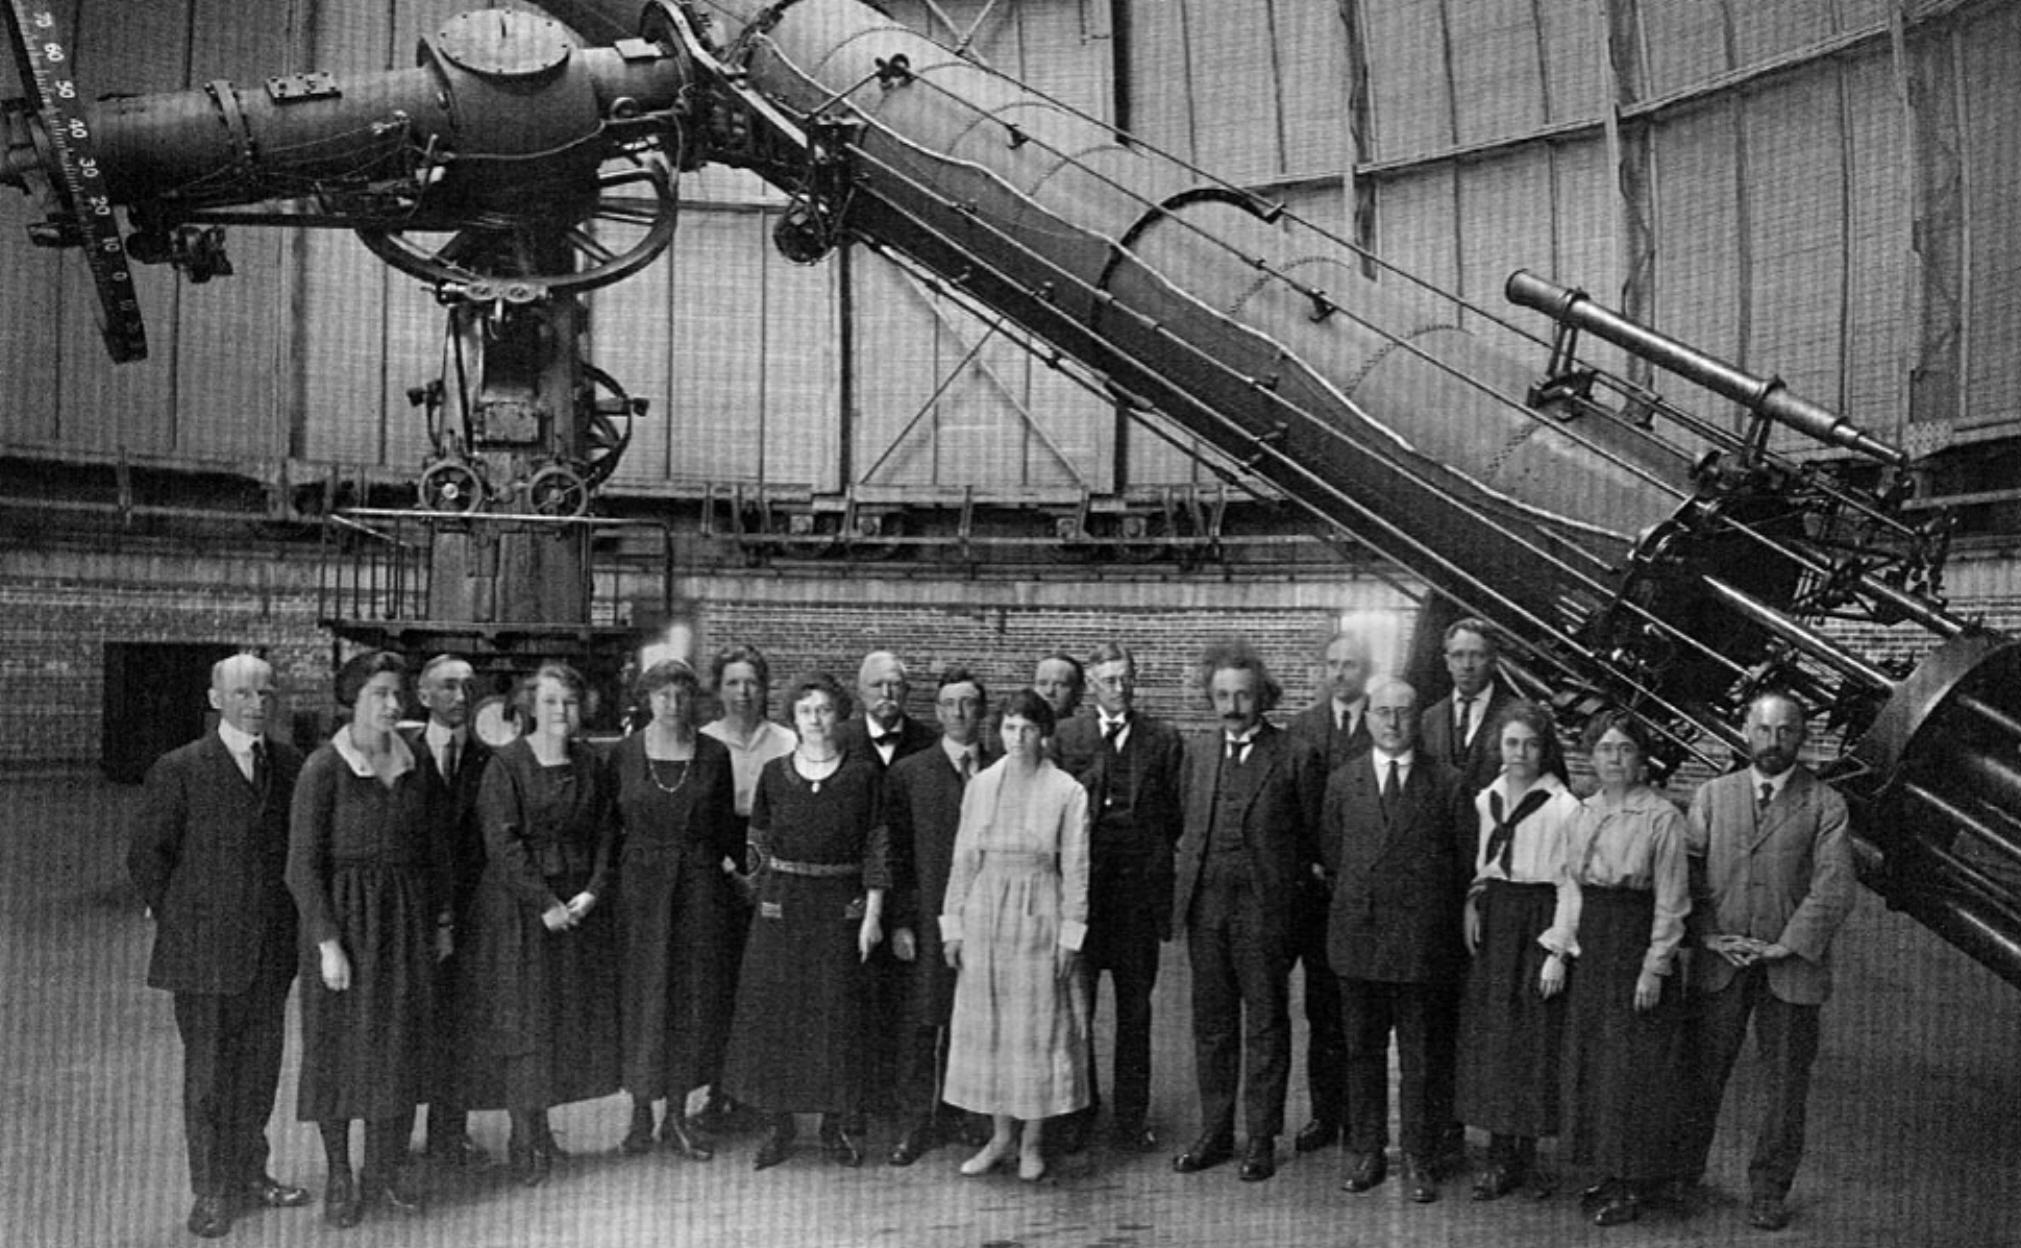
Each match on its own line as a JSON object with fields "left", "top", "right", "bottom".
{"left": 541, "top": 891, "right": 598, "bottom": 932}
{"left": 1706, "top": 932, "right": 1791, "bottom": 967}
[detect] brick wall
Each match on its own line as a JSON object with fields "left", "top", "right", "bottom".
{"left": 692, "top": 600, "right": 1366, "bottom": 735}
{"left": 10, "top": 538, "right": 2021, "bottom": 775}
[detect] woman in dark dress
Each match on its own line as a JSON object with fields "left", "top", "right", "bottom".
{"left": 1455, "top": 700, "right": 1582, "bottom": 1200}
{"left": 1559, "top": 710, "right": 1691, "bottom": 1226}
{"left": 463, "top": 661, "right": 622, "bottom": 1186}
{"left": 721, "top": 672, "right": 890, "bottom": 1171}
{"left": 287, "top": 651, "right": 450, "bottom": 1228}
{"left": 612, "top": 659, "right": 740, "bottom": 1160}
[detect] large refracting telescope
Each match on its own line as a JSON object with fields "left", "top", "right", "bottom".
{"left": 6, "top": 0, "right": 2021, "bottom": 988}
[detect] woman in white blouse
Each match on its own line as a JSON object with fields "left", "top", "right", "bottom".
{"left": 1455, "top": 701, "right": 1582, "bottom": 1201}
{"left": 1558, "top": 711, "right": 1691, "bottom": 1227}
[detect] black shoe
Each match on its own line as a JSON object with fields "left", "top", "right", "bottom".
{"left": 1293, "top": 1119, "right": 1339, "bottom": 1154}
{"left": 1108, "top": 1122, "right": 1159, "bottom": 1153}
{"left": 240, "top": 1174, "right": 311, "bottom": 1209}
{"left": 322, "top": 1172, "right": 362, "bottom": 1230}
{"left": 187, "top": 1194, "right": 233, "bottom": 1239}
{"left": 1472, "top": 1163, "right": 1520, "bottom": 1201}
{"left": 1171, "top": 1133, "right": 1234, "bottom": 1174}
{"left": 1404, "top": 1155, "right": 1440, "bottom": 1203}
{"left": 1747, "top": 1193, "right": 1791, "bottom": 1232}
{"left": 1238, "top": 1136, "right": 1276, "bottom": 1182}
{"left": 369, "top": 1172, "right": 425, "bottom": 1217}
{"left": 424, "top": 1134, "right": 487, "bottom": 1168}
{"left": 1595, "top": 1186, "right": 1642, "bottom": 1227}
{"left": 661, "top": 1115, "right": 716, "bottom": 1161}
{"left": 1342, "top": 1150, "right": 1387, "bottom": 1193}
{"left": 753, "top": 1123, "right": 796, "bottom": 1171}
{"left": 887, "top": 1120, "right": 937, "bottom": 1167}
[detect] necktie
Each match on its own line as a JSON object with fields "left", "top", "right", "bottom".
{"left": 442, "top": 738, "right": 459, "bottom": 780}
{"left": 1380, "top": 758, "right": 1400, "bottom": 820}
{"left": 1103, "top": 718, "right": 1127, "bottom": 750}
{"left": 1335, "top": 706, "right": 1348, "bottom": 734}
{"left": 250, "top": 740, "right": 268, "bottom": 792}
{"left": 959, "top": 750, "right": 974, "bottom": 782}
{"left": 1454, "top": 697, "right": 1471, "bottom": 755}
{"left": 1757, "top": 781, "right": 1774, "bottom": 815}
{"left": 1226, "top": 737, "right": 1249, "bottom": 765}
{"left": 1484, "top": 787, "right": 1552, "bottom": 875}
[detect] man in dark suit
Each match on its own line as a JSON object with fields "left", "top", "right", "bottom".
{"left": 1170, "top": 640, "right": 1326, "bottom": 1183}
{"left": 831, "top": 649, "right": 936, "bottom": 1118}
{"left": 1419, "top": 617, "right": 1517, "bottom": 798}
{"left": 1414, "top": 617, "right": 1512, "bottom": 1170}
{"left": 833, "top": 650, "right": 938, "bottom": 769}
{"left": 128, "top": 653, "right": 312, "bottom": 1239}
{"left": 402, "top": 653, "right": 492, "bottom": 1165}
{"left": 1323, "top": 677, "right": 1473, "bottom": 1204}
{"left": 1281, "top": 628, "right": 1374, "bottom": 1154}
{"left": 1031, "top": 649, "right": 1086, "bottom": 722}
{"left": 883, "top": 666, "right": 995, "bottom": 1165}
{"left": 1678, "top": 692, "right": 1857, "bottom": 1232}
{"left": 1051, "top": 641, "right": 1185, "bottom": 1154}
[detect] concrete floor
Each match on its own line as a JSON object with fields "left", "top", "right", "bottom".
{"left": 3, "top": 774, "right": 2017, "bottom": 1248}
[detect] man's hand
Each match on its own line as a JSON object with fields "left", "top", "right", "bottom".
{"left": 891, "top": 927, "right": 918, "bottom": 963}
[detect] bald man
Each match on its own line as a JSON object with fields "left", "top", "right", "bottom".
{"left": 129, "top": 654, "right": 311, "bottom": 1238}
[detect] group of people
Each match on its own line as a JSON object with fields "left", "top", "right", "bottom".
{"left": 127, "top": 620, "right": 1857, "bottom": 1240}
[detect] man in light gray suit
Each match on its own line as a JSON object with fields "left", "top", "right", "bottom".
{"left": 1678, "top": 691, "right": 1858, "bottom": 1232}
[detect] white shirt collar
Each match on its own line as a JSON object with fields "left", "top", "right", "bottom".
{"left": 1371, "top": 746, "right": 1415, "bottom": 771}
{"left": 1749, "top": 766, "right": 1793, "bottom": 799}
{"left": 217, "top": 719, "right": 261, "bottom": 757}
{"left": 424, "top": 720, "right": 465, "bottom": 750}
{"left": 940, "top": 735, "right": 977, "bottom": 767}
{"left": 332, "top": 724, "right": 416, "bottom": 779}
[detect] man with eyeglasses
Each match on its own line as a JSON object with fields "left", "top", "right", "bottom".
{"left": 1322, "top": 678, "right": 1473, "bottom": 1204}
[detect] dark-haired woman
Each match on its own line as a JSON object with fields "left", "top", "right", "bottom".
{"left": 1455, "top": 701, "right": 1582, "bottom": 1201}
{"left": 463, "top": 661, "right": 622, "bottom": 1185}
{"left": 721, "top": 673, "right": 889, "bottom": 1170}
{"left": 1559, "top": 712, "right": 1690, "bottom": 1226}
{"left": 940, "top": 689, "right": 1091, "bottom": 1183}
{"left": 287, "top": 651, "right": 450, "bottom": 1228}
{"left": 612, "top": 659, "right": 740, "bottom": 1159}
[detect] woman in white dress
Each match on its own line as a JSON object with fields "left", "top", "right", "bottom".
{"left": 940, "top": 689, "right": 1092, "bottom": 1182}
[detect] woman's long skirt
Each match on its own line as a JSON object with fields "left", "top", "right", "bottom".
{"left": 1558, "top": 886, "right": 1686, "bottom": 1181}
{"left": 1455, "top": 880, "right": 1565, "bottom": 1138}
